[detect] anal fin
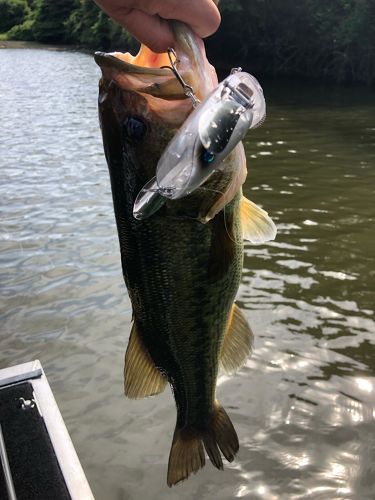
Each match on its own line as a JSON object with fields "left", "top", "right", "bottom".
{"left": 240, "top": 196, "right": 277, "bottom": 244}
{"left": 220, "top": 304, "right": 254, "bottom": 374}
{"left": 124, "top": 322, "right": 167, "bottom": 399}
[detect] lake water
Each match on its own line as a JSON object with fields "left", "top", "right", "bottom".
{"left": 0, "top": 48, "right": 374, "bottom": 500}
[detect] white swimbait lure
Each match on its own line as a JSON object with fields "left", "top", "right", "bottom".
{"left": 133, "top": 65, "right": 266, "bottom": 220}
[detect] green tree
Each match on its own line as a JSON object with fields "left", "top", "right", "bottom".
{"left": 208, "top": 0, "right": 375, "bottom": 84}
{"left": 65, "top": 0, "right": 100, "bottom": 45}
{"left": 65, "top": 0, "right": 135, "bottom": 50}
{"left": 2, "top": 0, "right": 374, "bottom": 84}
{"left": 32, "top": 0, "right": 77, "bottom": 43}
{"left": 0, "top": 0, "right": 29, "bottom": 33}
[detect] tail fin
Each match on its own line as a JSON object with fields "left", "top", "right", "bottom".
{"left": 167, "top": 400, "right": 239, "bottom": 487}
{"left": 167, "top": 429, "right": 205, "bottom": 487}
{"left": 209, "top": 400, "right": 239, "bottom": 463}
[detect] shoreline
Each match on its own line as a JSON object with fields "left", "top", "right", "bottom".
{"left": 0, "top": 40, "right": 87, "bottom": 52}
{"left": 1, "top": 39, "right": 372, "bottom": 90}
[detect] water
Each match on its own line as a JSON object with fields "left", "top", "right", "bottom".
{"left": 0, "top": 48, "right": 374, "bottom": 499}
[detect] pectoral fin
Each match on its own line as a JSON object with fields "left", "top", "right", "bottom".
{"left": 124, "top": 322, "right": 167, "bottom": 399}
{"left": 220, "top": 304, "right": 254, "bottom": 374}
{"left": 201, "top": 143, "right": 247, "bottom": 223}
{"left": 240, "top": 196, "right": 277, "bottom": 244}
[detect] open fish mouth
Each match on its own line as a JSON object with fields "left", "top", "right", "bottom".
{"left": 94, "top": 47, "right": 193, "bottom": 101}
{"left": 94, "top": 50, "right": 172, "bottom": 76}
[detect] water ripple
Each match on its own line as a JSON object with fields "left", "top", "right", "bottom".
{"left": 0, "top": 49, "right": 374, "bottom": 499}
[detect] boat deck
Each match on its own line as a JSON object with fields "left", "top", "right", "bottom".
{"left": 0, "top": 361, "right": 94, "bottom": 500}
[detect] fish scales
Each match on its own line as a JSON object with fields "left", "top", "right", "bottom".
{"left": 100, "top": 80, "right": 243, "bottom": 427}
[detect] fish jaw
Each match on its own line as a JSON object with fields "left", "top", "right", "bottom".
{"left": 94, "top": 48, "right": 185, "bottom": 97}
{"left": 95, "top": 49, "right": 191, "bottom": 127}
{"left": 171, "top": 21, "right": 218, "bottom": 100}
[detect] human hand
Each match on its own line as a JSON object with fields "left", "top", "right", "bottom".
{"left": 94, "top": 0, "right": 221, "bottom": 52}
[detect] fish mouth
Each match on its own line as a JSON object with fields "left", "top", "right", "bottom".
{"left": 94, "top": 51, "right": 171, "bottom": 76}
{"left": 94, "top": 46, "right": 191, "bottom": 100}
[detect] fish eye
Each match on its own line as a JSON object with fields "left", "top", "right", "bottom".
{"left": 123, "top": 117, "right": 147, "bottom": 141}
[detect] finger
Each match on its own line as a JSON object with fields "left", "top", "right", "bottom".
{"left": 120, "top": 10, "right": 175, "bottom": 53}
{"left": 94, "top": 0, "right": 221, "bottom": 51}
{"left": 134, "top": 0, "right": 221, "bottom": 38}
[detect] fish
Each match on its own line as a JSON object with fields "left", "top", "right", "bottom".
{"left": 94, "top": 21, "right": 276, "bottom": 487}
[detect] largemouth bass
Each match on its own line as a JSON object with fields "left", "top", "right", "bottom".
{"left": 95, "top": 22, "right": 276, "bottom": 487}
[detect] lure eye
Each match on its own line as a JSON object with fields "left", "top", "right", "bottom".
{"left": 123, "top": 117, "right": 146, "bottom": 141}
{"left": 201, "top": 149, "right": 215, "bottom": 164}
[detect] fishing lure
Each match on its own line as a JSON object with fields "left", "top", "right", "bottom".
{"left": 133, "top": 54, "right": 266, "bottom": 220}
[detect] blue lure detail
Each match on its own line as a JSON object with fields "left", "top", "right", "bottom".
{"left": 201, "top": 150, "right": 215, "bottom": 164}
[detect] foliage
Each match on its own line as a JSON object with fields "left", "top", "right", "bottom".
{"left": 64, "top": 0, "right": 135, "bottom": 50}
{"left": 32, "top": 0, "right": 77, "bottom": 43}
{"left": 0, "top": 0, "right": 29, "bottom": 33}
{"left": 6, "top": 18, "right": 35, "bottom": 40}
{"left": 65, "top": 0, "right": 107, "bottom": 47}
{"left": 207, "top": 0, "right": 375, "bottom": 84}
{"left": 3, "top": 0, "right": 375, "bottom": 84}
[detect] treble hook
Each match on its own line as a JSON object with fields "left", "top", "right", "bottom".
{"left": 161, "top": 48, "right": 200, "bottom": 108}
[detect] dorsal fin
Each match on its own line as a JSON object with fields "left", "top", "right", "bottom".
{"left": 220, "top": 304, "right": 254, "bottom": 374}
{"left": 124, "top": 322, "right": 167, "bottom": 399}
{"left": 240, "top": 196, "right": 277, "bottom": 244}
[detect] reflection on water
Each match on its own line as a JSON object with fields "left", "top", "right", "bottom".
{"left": 0, "top": 49, "right": 374, "bottom": 499}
